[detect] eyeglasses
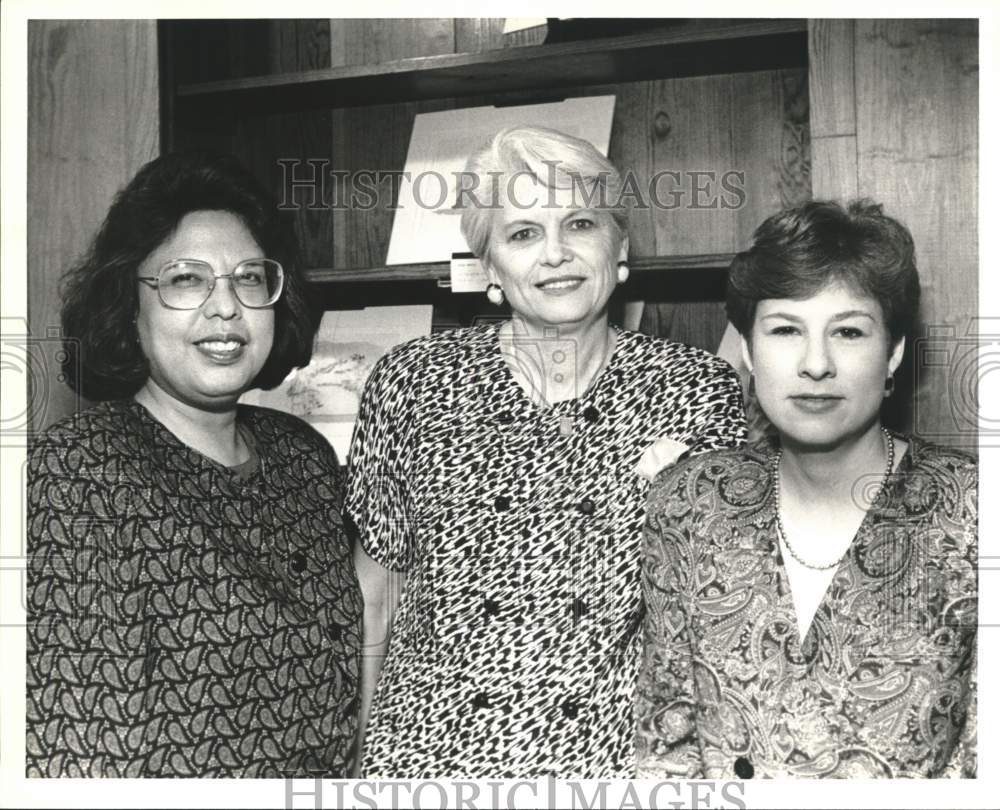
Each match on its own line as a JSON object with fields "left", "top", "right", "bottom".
{"left": 137, "top": 259, "right": 284, "bottom": 310}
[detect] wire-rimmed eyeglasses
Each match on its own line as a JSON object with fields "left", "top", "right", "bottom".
{"left": 137, "top": 258, "right": 284, "bottom": 310}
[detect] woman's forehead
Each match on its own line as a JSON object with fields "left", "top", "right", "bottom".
{"left": 756, "top": 281, "right": 883, "bottom": 319}
{"left": 493, "top": 175, "right": 603, "bottom": 224}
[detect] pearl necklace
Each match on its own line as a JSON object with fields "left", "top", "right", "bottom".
{"left": 772, "top": 427, "right": 894, "bottom": 571}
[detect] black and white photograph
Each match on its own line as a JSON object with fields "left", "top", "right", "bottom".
{"left": 0, "top": 3, "right": 995, "bottom": 809}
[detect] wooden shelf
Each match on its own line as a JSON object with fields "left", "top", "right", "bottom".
{"left": 176, "top": 19, "right": 807, "bottom": 114}
{"left": 304, "top": 253, "right": 735, "bottom": 284}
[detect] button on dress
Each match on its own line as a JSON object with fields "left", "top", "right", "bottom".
{"left": 346, "top": 324, "right": 746, "bottom": 778}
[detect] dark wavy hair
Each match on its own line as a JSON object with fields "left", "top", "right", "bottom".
{"left": 726, "top": 199, "right": 921, "bottom": 350}
{"left": 60, "top": 152, "right": 318, "bottom": 400}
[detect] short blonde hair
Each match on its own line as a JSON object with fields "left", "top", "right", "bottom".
{"left": 458, "top": 126, "right": 627, "bottom": 263}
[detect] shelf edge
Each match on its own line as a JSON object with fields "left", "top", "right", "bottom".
{"left": 304, "top": 254, "right": 735, "bottom": 284}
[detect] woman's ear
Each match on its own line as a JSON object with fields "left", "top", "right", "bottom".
{"left": 740, "top": 334, "right": 754, "bottom": 374}
{"left": 888, "top": 336, "right": 905, "bottom": 376}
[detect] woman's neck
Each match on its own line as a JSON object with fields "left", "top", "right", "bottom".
{"left": 134, "top": 380, "right": 247, "bottom": 466}
{"left": 779, "top": 423, "right": 891, "bottom": 509}
{"left": 500, "top": 315, "right": 615, "bottom": 405}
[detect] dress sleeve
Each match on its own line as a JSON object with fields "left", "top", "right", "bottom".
{"left": 25, "top": 429, "right": 139, "bottom": 777}
{"left": 344, "top": 347, "right": 418, "bottom": 572}
{"left": 941, "top": 454, "right": 978, "bottom": 778}
{"left": 636, "top": 466, "right": 705, "bottom": 778}
{"left": 683, "top": 362, "right": 747, "bottom": 455}
{"left": 941, "top": 646, "right": 977, "bottom": 778}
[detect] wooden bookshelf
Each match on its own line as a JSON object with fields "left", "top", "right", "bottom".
{"left": 304, "top": 253, "right": 736, "bottom": 284}
{"left": 174, "top": 19, "right": 807, "bottom": 115}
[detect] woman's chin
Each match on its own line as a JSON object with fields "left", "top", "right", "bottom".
{"left": 522, "top": 298, "right": 604, "bottom": 328}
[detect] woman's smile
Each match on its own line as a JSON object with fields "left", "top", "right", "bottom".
{"left": 535, "top": 275, "right": 587, "bottom": 293}
{"left": 193, "top": 331, "right": 249, "bottom": 363}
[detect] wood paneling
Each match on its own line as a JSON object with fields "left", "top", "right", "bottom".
{"left": 262, "top": 20, "right": 333, "bottom": 269}
{"left": 177, "top": 20, "right": 807, "bottom": 116}
{"left": 639, "top": 68, "right": 810, "bottom": 351}
{"left": 808, "top": 19, "right": 856, "bottom": 137}
{"left": 854, "top": 19, "right": 978, "bottom": 443}
{"left": 329, "top": 20, "right": 461, "bottom": 270}
{"left": 809, "top": 19, "right": 978, "bottom": 442}
{"left": 608, "top": 81, "right": 656, "bottom": 258}
{"left": 27, "top": 20, "right": 159, "bottom": 433}
{"left": 807, "top": 20, "right": 859, "bottom": 204}
{"left": 811, "top": 134, "right": 858, "bottom": 202}
{"left": 733, "top": 68, "right": 812, "bottom": 245}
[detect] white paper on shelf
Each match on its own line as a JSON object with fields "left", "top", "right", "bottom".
{"left": 450, "top": 255, "right": 489, "bottom": 292}
{"left": 386, "top": 95, "right": 616, "bottom": 266}
{"left": 502, "top": 18, "right": 547, "bottom": 34}
{"left": 240, "top": 305, "right": 433, "bottom": 461}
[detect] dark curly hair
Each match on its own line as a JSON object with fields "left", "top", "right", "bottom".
{"left": 60, "top": 152, "right": 319, "bottom": 400}
{"left": 726, "top": 199, "right": 921, "bottom": 349}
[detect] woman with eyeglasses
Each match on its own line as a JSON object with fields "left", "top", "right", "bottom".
{"left": 25, "top": 153, "right": 362, "bottom": 777}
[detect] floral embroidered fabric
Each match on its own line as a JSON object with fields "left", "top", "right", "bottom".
{"left": 639, "top": 435, "right": 977, "bottom": 778}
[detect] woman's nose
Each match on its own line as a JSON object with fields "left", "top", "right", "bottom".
{"left": 798, "top": 335, "right": 835, "bottom": 379}
{"left": 541, "top": 230, "right": 570, "bottom": 266}
{"left": 201, "top": 275, "right": 241, "bottom": 318}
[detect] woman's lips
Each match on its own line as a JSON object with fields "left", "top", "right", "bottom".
{"left": 789, "top": 395, "right": 843, "bottom": 413}
{"left": 194, "top": 337, "right": 247, "bottom": 363}
{"left": 536, "top": 276, "right": 585, "bottom": 293}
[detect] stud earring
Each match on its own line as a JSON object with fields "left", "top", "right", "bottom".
{"left": 486, "top": 283, "right": 505, "bottom": 306}
{"left": 617, "top": 262, "right": 630, "bottom": 284}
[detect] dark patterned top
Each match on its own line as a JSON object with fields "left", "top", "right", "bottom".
{"left": 345, "top": 324, "right": 746, "bottom": 778}
{"left": 25, "top": 400, "right": 362, "bottom": 777}
{"left": 639, "top": 436, "right": 977, "bottom": 779}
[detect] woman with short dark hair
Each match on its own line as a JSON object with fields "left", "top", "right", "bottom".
{"left": 26, "top": 153, "right": 362, "bottom": 777}
{"left": 639, "top": 200, "right": 977, "bottom": 779}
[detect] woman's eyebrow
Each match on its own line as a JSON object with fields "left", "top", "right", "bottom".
{"left": 760, "top": 312, "right": 803, "bottom": 322}
{"left": 830, "top": 310, "right": 876, "bottom": 321}
{"left": 760, "top": 310, "right": 876, "bottom": 322}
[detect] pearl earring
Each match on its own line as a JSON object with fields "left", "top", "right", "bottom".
{"left": 617, "top": 262, "right": 630, "bottom": 284}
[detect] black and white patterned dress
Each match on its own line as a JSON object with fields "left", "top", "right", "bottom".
{"left": 345, "top": 323, "right": 746, "bottom": 778}
{"left": 26, "top": 400, "right": 362, "bottom": 777}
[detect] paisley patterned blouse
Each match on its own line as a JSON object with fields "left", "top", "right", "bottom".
{"left": 639, "top": 435, "right": 977, "bottom": 779}
{"left": 25, "top": 400, "right": 362, "bottom": 777}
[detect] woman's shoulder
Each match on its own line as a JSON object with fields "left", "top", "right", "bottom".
{"left": 370, "top": 324, "right": 497, "bottom": 376}
{"left": 28, "top": 400, "right": 150, "bottom": 489}
{"left": 905, "top": 434, "right": 977, "bottom": 473}
{"left": 32, "top": 400, "right": 142, "bottom": 453}
{"left": 616, "top": 330, "right": 739, "bottom": 381}
{"left": 896, "top": 434, "right": 979, "bottom": 502}
{"left": 647, "top": 441, "right": 768, "bottom": 509}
